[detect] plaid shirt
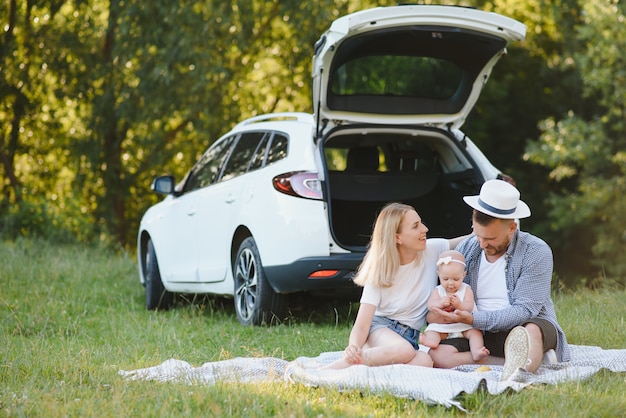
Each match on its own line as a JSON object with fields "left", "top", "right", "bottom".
{"left": 457, "top": 229, "right": 571, "bottom": 362}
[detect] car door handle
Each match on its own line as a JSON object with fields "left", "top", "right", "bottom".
{"left": 187, "top": 209, "right": 196, "bottom": 216}
{"left": 225, "top": 195, "right": 235, "bottom": 204}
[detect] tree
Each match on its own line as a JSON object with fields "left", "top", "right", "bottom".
{"left": 1, "top": 0, "right": 356, "bottom": 245}
{"left": 463, "top": 0, "right": 583, "bottom": 235}
{"left": 524, "top": 0, "right": 626, "bottom": 284}
{"left": 0, "top": 0, "right": 95, "bottom": 241}
{"left": 5, "top": 0, "right": 615, "bottom": 283}
{"left": 80, "top": 0, "right": 355, "bottom": 246}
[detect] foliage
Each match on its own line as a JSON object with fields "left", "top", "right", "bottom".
{"left": 79, "top": 0, "right": 357, "bottom": 245}
{"left": 0, "top": 195, "right": 96, "bottom": 243}
{"left": 1, "top": 0, "right": 355, "bottom": 246}
{"left": 1, "top": 0, "right": 625, "bottom": 285}
{"left": 0, "top": 1, "right": 104, "bottom": 243}
{"left": 465, "top": 0, "right": 583, "bottom": 236}
{"left": 524, "top": 0, "right": 626, "bottom": 284}
{"left": 1, "top": 239, "right": 626, "bottom": 416}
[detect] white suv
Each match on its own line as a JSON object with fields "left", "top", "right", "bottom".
{"left": 137, "top": 5, "right": 526, "bottom": 325}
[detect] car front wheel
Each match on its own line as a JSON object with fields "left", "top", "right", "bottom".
{"left": 145, "top": 239, "right": 173, "bottom": 310}
{"left": 234, "top": 237, "right": 285, "bottom": 326}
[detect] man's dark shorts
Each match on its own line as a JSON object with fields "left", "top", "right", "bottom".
{"left": 438, "top": 318, "right": 557, "bottom": 357}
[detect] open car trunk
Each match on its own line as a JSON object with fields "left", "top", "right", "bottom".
{"left": 323, "top": 126, "right": 484, "bottom": 250}
{"left": 313, "top": 5, "right": 526, "bottom": 251}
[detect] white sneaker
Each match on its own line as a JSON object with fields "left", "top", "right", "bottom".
{"left": 542, "top": 348, "right": 558, "bottom": 365}
{"left": 500, "top": 326, "right": 532, "bottom": 381}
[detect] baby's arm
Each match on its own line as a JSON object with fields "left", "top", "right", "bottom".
{"left": 450, "top": 286, "right": 475, "bottom": 312}
{"left": 428, "top": 288, "right": 452, "bottom": 312}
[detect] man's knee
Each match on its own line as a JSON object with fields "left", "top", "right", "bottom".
{"left": 524, "top": 323, "right": 544, "bottom": 344}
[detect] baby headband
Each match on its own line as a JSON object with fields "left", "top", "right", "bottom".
{"left": 437, "top": 256, "right": 466, "bottom": 267}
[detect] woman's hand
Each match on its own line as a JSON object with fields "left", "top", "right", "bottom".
{"left": 343, "top": 344, "right": 363, "bottom": 365}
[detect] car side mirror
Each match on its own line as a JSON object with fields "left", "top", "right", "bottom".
{"left": 151, "top": 175, "right": 175, "bottom": 195}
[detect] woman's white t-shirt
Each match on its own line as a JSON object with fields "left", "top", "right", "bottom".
{"left": 359, "top": 238, "right": 449, "bottom": 330}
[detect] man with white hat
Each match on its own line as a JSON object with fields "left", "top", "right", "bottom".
{"left": 426, "top": 179, "right": 570, "bottom": 381}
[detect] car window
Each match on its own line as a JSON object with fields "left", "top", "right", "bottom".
{"left": 183, "top": 135, "right": 236, "bottom": 193}
{"left": 220, "top": 132, "right": 267, "bottom": 182}
{"left": 266, "top": 133, "right": 288, "bottom": 164}
{"left": 248, "top": 133, "right": 270, "bottom": 171}
{"left": 331, "top": 55, "right": 462, "bottom": 100}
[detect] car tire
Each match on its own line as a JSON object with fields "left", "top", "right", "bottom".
{"left": 145, "top": 239, "right": 173, "bottom": 310}
{"left": 234, "top": 237, "right": 286, "bottom": 326}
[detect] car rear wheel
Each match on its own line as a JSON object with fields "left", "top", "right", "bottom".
{"left": 234, "top": 237, "right": 286, "bottom": 326}
{"left": 145, "top": 239, "right": 173, "bottom": 310}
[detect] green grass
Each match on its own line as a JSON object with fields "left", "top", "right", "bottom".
{"left": 1, "top": 239, "right": 625, "bottom": 417}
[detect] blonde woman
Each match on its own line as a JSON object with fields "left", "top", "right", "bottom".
{"left": 324, "top": 203, "right": 468, "bottom": 369}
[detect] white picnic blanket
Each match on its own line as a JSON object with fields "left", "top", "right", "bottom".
{"left": 119, "top": 345, "right": 626, "bottom": 409}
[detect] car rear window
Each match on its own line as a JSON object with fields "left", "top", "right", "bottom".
{"left": 325, "top": 27, "right": 505, "bottom": 115}
{"left": 331, "top": 55, "right": 462, "bottom": 100}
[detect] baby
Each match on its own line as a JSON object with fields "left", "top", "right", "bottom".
{"left": 420, "top": 250, "right": 490, "bottom": 361}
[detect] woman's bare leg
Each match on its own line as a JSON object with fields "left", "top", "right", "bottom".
{"left": 407, "top": 350, "right": 434, "bottom": 367}
{"left": 360, "top": 328, "right": 420, "bottom": 366}
{"left": 323, "top": 328, "right": 435, "bottom": 369}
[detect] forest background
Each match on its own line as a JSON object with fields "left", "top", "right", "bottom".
{"left": 1, "top": 0, "right": 625, "bottom": 287}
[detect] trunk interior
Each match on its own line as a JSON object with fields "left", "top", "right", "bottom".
{"left": 323, "top": 129, "right": 483, "bottom": 250}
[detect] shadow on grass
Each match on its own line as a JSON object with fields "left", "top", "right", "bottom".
{"left": 172, "top": 290, "right": 360, "bottom": 326}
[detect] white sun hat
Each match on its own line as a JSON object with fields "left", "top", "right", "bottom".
{"left": 463, "top": 180, "right": 531, "bottom": 219}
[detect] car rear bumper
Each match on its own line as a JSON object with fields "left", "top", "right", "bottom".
{"left": 264, "top": 252, "right": 364, "bottom": 293}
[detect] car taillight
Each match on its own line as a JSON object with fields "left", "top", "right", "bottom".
{"left": 308, "top": 270, "right": 339, "bottom": 279}
{"left": 272, "top": 171, "right": 322, "bottom": 200}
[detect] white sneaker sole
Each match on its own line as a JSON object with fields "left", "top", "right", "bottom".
{"left": 500, "top": 326, "right": 531, "bottom": 381}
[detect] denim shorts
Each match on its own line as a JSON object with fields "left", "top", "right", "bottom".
{"left": 370, "top": 315, "right": 420, "bottom": 349}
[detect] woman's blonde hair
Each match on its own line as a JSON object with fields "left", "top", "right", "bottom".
{"left": 353, "top": 202, "right": 421, "bottom": 288}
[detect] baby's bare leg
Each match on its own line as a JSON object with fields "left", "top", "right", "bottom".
{"left": 419, "top": 330, "right": 445, "bottom": 348}
{"left": 464, "top": 328, "right": 490, "bottom": 361}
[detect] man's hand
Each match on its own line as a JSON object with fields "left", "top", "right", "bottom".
{"left": 427, "top": 307, "right": 474, "bottom": 325}
{"left": 452, "top": 309, "right": 474, "bottom": 325}
{"left": 427, "top": 306, "right": 461, "bottom": 324}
